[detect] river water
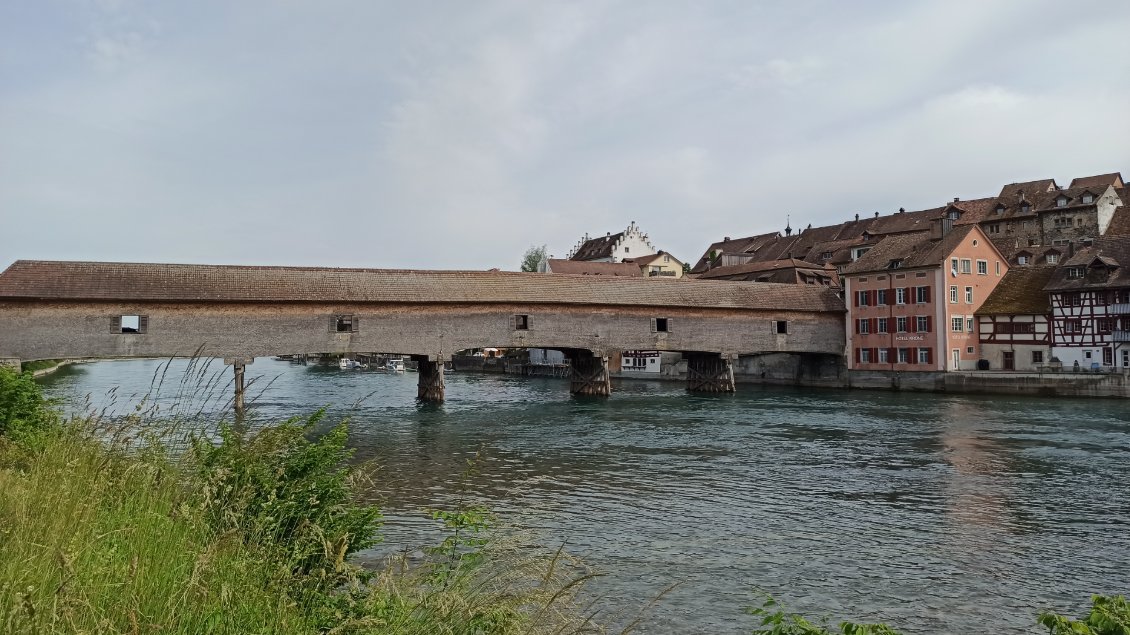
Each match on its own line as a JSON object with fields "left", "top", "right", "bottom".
{"left": 39, "top": 358, "right": 1130, "bottom": 634}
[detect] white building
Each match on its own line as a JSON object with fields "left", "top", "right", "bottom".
{"left": 1045, "top": 237, "right": 1130, "bottom": 370}
{"left": 566, "top": 221, "right": 656, "bottom": 263}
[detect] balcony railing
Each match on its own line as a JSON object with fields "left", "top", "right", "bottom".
{"left": 1111, "top": 303, "right": 1130, "bottom": 314}
{"left": 648, "top": 270, "right": 677, "bottom": 277}
{"left": 1114, "top": 330, "right": 1130, "bottom": 342}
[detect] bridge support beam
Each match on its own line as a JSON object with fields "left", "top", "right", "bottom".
{"left": 568, "top": 349, "right": 611, "bottom": 397}
{"left": 224, "top": 357, "right": 253, "bottom": 418}
{"left": 686, "top": 353, "right": 735, "bottom": 394}
{"left": 413, "top": 356, "right": 445, "bottom": 402}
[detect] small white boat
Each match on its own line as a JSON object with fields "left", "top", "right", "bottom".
{"left": 338, "top": 358, "right": 361, "bottom": 370}
{"left": 385, "top": 358, "right": 406, "bottom": 373}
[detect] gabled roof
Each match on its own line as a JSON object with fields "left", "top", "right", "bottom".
{"left": 842, "top": 225, "right": 983, "bottom": 274}
{"left": 1037, "top": 185, "right": 1112, "bottom": 211}
{"left": 1106, "top": 188, "right": 1130, "bottom": 236}
{"left": 0, "top": 260, "right": 847, "bottom": 312}
{"left": 690, "top": 232, "right": 780, "bottom": 272}
{"left": 1070, "top": 173, "right": 1123, "bottom": 189}
{"left": 546, "top": 259, "right": 641, "bottom": 276}
{"left": 695, "top": 258, "right": 827, "bottom": 280}
{"left": 1045, "top": 235, "right": 1130, "bottom": 291}
{"left": 975, "top": 266, "right": 1055, "bottom": 316}
{"left": 570, "top": 232, "right": 624, "bottom": 261}
{"left": 627, "top": 251, "right": 683, "bottom": 267}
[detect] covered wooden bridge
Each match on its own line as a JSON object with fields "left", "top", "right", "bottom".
{"left": 0, "top": 260, "right": 846, "bottom": 405}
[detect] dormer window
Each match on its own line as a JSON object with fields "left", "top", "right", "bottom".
{"left": 994, "top": 204, "right": 1005, "bottom": 215}
{"left": 1082, "top": 193, "right": 1094, "bottom": 204}
{"left": 1056, "top": 196, "right": 1068, "bottom": 207}
{"left": 820, "top": 251, "right": 833, "bottom": 260}
{"left": 947, "top": 209, "right": 960, "bottom": 220}
{"left": 887, "top": 259, "right": 902, "bottom": 270}
{"left": 1020, "top": 202, "right": 1031, "bottom": 214}
{"left": 1067, "top": 266, "right": 1084, "bottom": 279}
{"left": 1017, "top": 255, "right": 1030, "bottom": 265}
{"left": 1046, "top": 254, "right": 1059, "bottom": 264}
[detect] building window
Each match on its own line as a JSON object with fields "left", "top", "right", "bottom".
{"left": 950, "top": 286, "right": 958, "bottom": 303}
{"left": 624, "top": 246, "right": 630, "bottom": 253}
{"left": 776, "top": 320, "right": 789, "bottom": 334}
{"left": 334, "top": 315, "right": 358, "bottom": 333}
{"left": 1065, "top": 319, "right": 1082, "bottom": 333}
{"left": 857, "top": 290, "right": 870, "bottom": 306}
{"left": 877, "top": 289, "right": 888, "bottom": 305}
{"left": 857, "top": 319, "right": 870, "bottom": 334}
{"left": 1098, "top": 318, "right": 1114, "bottom": 333}
{"left": 960, "top": 259, "right": 971, "bottom": 274}
{"left": 996, "top": 261, "right": 1001, "bottom": 275}
{"left": 966, "top": 346, "right": 975, "bottom": 354}
{"left": 918, "top": 348, "right": 931, "bottom": 364}
{"left": 951, "top": 258, "right": 958, "bottom": 271}
{"left": 887, "top": 259, "right": 902, "bottom": 269}
{"left": 915, "top": 286, "right": 930, "bottom": 303}
{"left": 878, "top": 348, "right": 889, "bottom": 363}
{"left": 965, "top": 287, "right": 973, "bottom": 304}
{"left": 1067, "top": 267, "right": 1084, "bottom": 279}
{"left": 877, "top": 318, "right": 888, "bottom": 334}
{"left": 977, "top": 260, "right": 987, "bottom": 275}
{"left": 916, "top": 316, "right": 929, "bottom": 332}
{"left": 896, "top": 317, "right": 908, "bottom": 333}
{"left": 952, "top": 316, "right": 964, "bottom": 333}
{"left": 896, "top": 288, "right": 906, "bottom": 305}
{"left": 1032, "top": 351, "right": 1044, "bottom": 364}
{"left": 663, "top": 255, "right": 670, "bottom": 262}
{"left": 1018, "top": 255, "right": 1029, "bottom": 265}
{"left": 113, "top": 315, "right": 148, "bottom": 334}
{"left": 1062, "top": 292, "right": 1080, "bottom": 307}
{"left": 897, "top": 348, "right": 910, "bottom": 363}
{"left": 513, "top": 314, "right": 529, "bottom": 330}
{"left": 916, "top": 272, "right": 927, "bottom": 278}
{"left": 988, "top": 224, "right": 1001, "bottom": 234}
{"left": 1103, "top": 347, "right": 1113, "bottom": 365}
{"left": 1046, "top": 254, "right": 1058, "bottom": 265}
{"left": 860, "top": 348, "right": 871, "bottom": 363}
{"left": 652, "top": 317, "right": 670, "bottom": 333}
{"left": 966, "top": 317, "right": 974, "bottom": 332}
{"left": 1057, "top": 196, "right": 1067, "bottom": 207}
{"left": 1083, "top": 194, "right": 1094, "bottom": 204}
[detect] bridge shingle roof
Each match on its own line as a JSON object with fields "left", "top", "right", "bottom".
{"left": 0, "top": 261, "right": 846, "bottom": 312}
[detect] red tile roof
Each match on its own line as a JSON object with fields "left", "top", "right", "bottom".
{"left": 1070, "top": 173, "right": 1123, "bottom": 189}
{"left": 546, "top": 259, "right": 641, "bottom": 276}
{"left": 0, "top": 260, "right": 846, "bottom": 312}
{"left": 975, "top": 266, "right": 1055, "bottom": 315}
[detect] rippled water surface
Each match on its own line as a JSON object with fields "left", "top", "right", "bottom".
{"left": 40, "top": 359, "right": 1130, "bottom": 634}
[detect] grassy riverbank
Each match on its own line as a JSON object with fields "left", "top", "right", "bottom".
{"left": 0, "top": 366, "right": 597, "bottom": 634}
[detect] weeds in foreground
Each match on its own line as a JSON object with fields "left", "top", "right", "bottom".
{"left": 0, "top": 364, "right": 606, "bottom": 634}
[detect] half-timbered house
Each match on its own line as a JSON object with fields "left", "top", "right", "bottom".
{"left": 975, "top": 266, "right": 1055, "bottom": 371}
{"left": 1045, "top": 236, "right": 1130, "bottom": 370}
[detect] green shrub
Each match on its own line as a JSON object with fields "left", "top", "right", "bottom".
{"left": 1039, "top": 595, "right": 1130, "bottom": 635}
{"left": 192, "top": 410, "right": 383, "bottom": 600}
{"left": 748, "top": 596, "right": 902, "bottom": 635}
{"left": 0, "top": 366, "right": 57, "bottom": 443}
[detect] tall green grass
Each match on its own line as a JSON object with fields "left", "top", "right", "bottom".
{"left": 0, "top": 364, "right": 604, "bottom": 634}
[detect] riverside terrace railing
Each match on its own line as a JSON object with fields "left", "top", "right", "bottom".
{"left": 1111, "top": 303, "right": 1130, "bottom": 314}
{"left": 1114, "top": 330, "right": 1130, "bottom": 342}
{"left": 0, "top": 260, "right": 847, "bottom": 406}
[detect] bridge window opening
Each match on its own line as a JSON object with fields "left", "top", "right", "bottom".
{"left": 334, "top": 315, "right": 359, "bottom": 333}
{"left": 652, "top": 317, "right": 670, "bottom": 333}
{"left": 775, "top": 320, "right": 788, "bottom": 334}
{"left": 512, "top": 314, "right": 529, "bottom": 330}
{"left": 114, "top": 315, "right": 148, "bottom": 334}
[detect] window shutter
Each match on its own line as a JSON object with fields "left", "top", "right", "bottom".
{"left": 870, "top": 290, "right": 877, "bottom": 305}
{"left": 923, "top": 287, "right": 931, "bottom": 303}
{"left": 855, "top": 348, "right": 860, "bottom": 364}
{"left": 330, "top": 316, "right": 338, "bottom": 332}
{"left": 871, "top": 318, "right": 878, "bottom": 333}
{"left": 526, "top": 315, "right": 533, "bottom": 330}
{"left": 111, "top": 316, "right": 121, "bottom": 333}
{"left": 912, "top": 318, "right": 918, "bottom": 334}
{"left": 925, "top": 316, "right": 932, "bottom": 333}
{"left": 667, "top": 318, "right": 673, "bottom": 333}
{"left": 871, "top": 348, "right": 878, "bottom": 362}
{"left": 509, "top": 315, "right": 516, "bottom": 330}
{"left": 854, "top": 292, "right": 859, "bottom": 307}
{"left": 650, "top": 318, "right": 658, "bottom": 332}
{"left": 889, "top": 347, "right": 896, "bottom": 362}
{"left": 138, "top": 315, "right": 149, "bottom": 334}
{"left": 351, "top": 316, "right": 359, "bottom": 333}
{"left": 855, "top": 319, "right": 861, "bottom": 334}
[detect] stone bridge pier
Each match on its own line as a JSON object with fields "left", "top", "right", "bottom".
{"left": 565, "top": 349, "right": 611, "bottom": 397}
{"left": 412, "top": 355, "right": 446, "bottom": 402}
{"left": 685, "top": 352, "right": 736, "bottom": 393}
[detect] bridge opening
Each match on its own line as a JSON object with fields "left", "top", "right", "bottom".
{"left": 333, "top": 315, "right": 358, "bottom": 333}
{"left": 653, "top": 317, "right": 670, "bottom": 333}
{"left": 776, "top": 320, "right": 789, "bottom": 334}
{"left": 512, "top": 314, "right": 529, "bottom": 330}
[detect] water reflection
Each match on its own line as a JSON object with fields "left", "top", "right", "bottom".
{"left": 38, "top": 359, "right": 1130, "bottom": 634}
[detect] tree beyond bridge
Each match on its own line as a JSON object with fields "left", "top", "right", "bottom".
{"left": 0, "top": 260, "right": 846, "bottom": 402}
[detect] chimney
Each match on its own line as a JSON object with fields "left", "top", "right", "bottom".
{"left": 899, "top": 207, "right": 905, "bottom": 213}
{"left": 874, "top": 211, "right": 879, "bottom": 218}
{"left": 855, "top": 213, "right": 859, "bottom": 221}
{"left": 1068, "top": 241, "right": 1075, "bottom": 258}
{"left": 953, "top": 197, "right": 960, "bottom": 203}
{"left": 723, "top": 236, "right": 730, "bottom": 242}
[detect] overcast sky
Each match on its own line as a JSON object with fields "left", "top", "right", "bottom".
{"left": 2, "top": 1, "right": 1128, "bottom": 270}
